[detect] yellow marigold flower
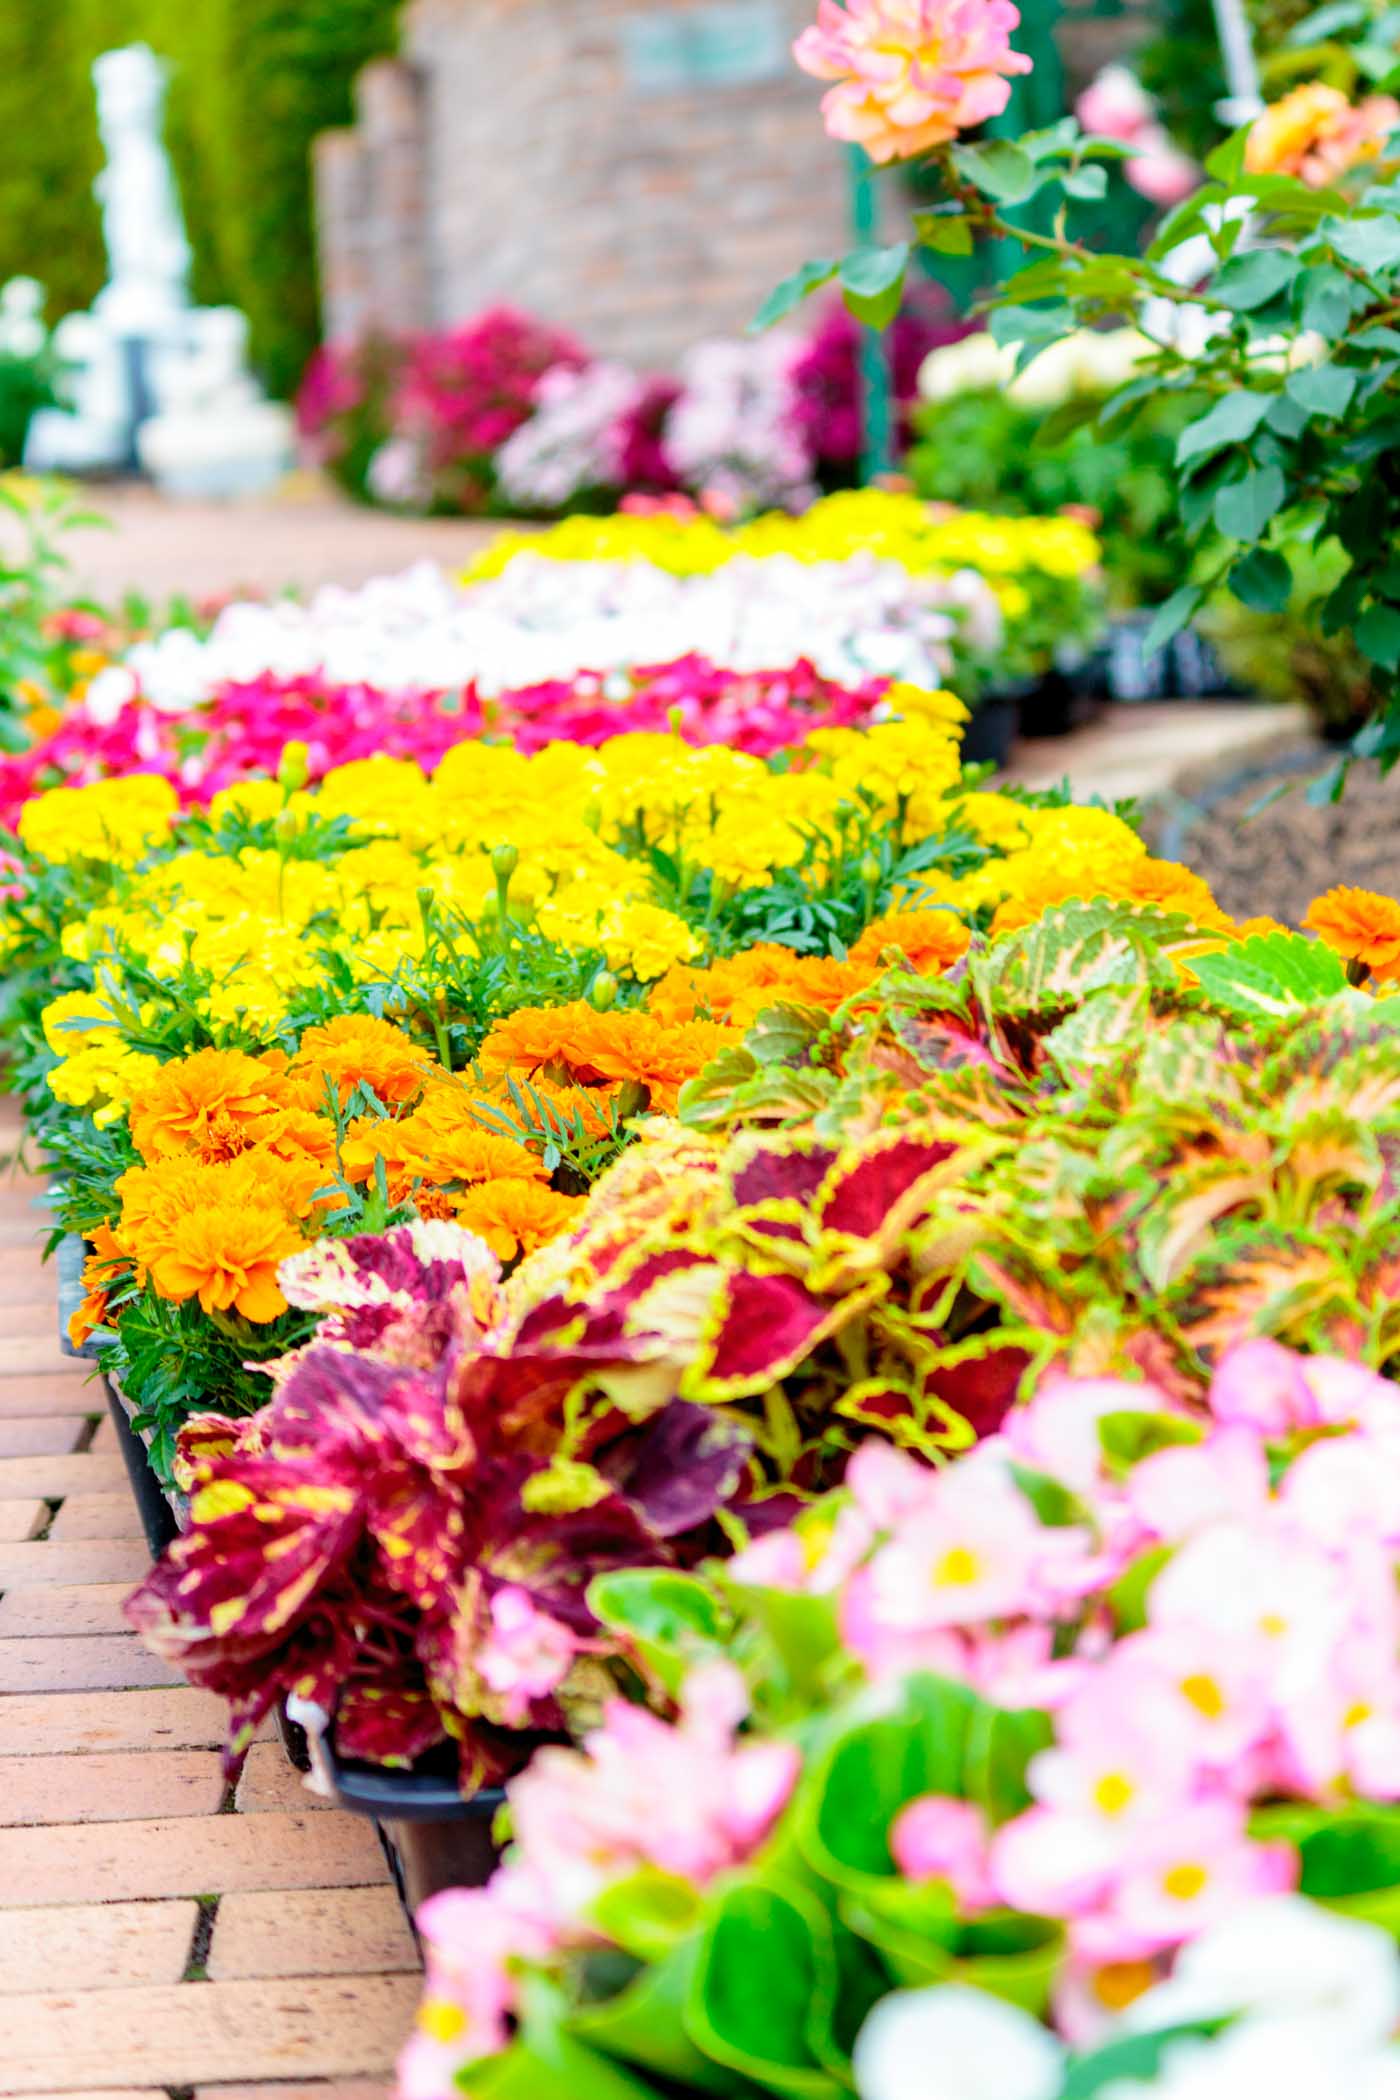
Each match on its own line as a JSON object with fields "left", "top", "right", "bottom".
{"left": 598, "top": 902, "right": 703, "bottom": 982}
{"left": 19, "top": 775, "right": 179, "bottom": 866}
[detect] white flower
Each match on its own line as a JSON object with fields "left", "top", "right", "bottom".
{"left": 1125, "top": 1895, "right": 1400, "bottom": 2050}
{"left": 852, "top": 1986, "right": 1063, "bottom": 2100}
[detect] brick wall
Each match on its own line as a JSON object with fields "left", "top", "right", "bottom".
{"left": 314, "top": 0, "right": 885, "bottom": 365}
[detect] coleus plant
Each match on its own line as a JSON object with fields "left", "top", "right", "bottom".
{"left": 125, "top": 1220, "right": 756, "bottom": 1788}
{"left": 394, "top": 1342, "right": 1400, "bottom": 2100}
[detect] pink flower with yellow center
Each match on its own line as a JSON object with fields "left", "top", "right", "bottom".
{"left": 794, "top": 0, "right": 1034, "bottom": 164}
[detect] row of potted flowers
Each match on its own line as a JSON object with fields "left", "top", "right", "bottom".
{"left": 0, "top": 492, "right": 1109, "bottom": 826}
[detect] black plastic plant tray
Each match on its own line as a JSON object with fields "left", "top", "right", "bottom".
{"left": 310, "top": 1727, "right": 507, "bottom": 1919}
{"left": 102, "top": 1372, "right": 182, "bottom": 1559}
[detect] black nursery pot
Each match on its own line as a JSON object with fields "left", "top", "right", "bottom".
{"left": 102, "top": 1373, "right": 181, "bottom": 1559}
{"left": 961, "top": 696, "right": 1017, "bottom": 768}
{"left": 311, "top": 1729, "right": 507, "bottom": 1919}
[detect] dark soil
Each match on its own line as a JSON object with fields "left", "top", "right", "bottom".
{"left": 1150, "top": 742, "right": 1400, "bottom": 927}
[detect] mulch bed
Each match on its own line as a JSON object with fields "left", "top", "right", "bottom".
{"left": 1150, "top": 741, "right": 1400, "bottom": 927}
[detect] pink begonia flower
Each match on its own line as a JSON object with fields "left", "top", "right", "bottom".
{"left": 1093, "top": 1800, "right": 1297, "bottom": 1958}
{"left": 997, "top": 1370, "right": 1177, "bottom": 1497}
{"left": 1051, "top": 1951, "right": 1166, "bottom": 2048}
{"left": 891, "top": 1794, "right": 998, "bottom": 1909}
{"left": 477, "top": 1585, "right": 578, "bottom": 1724}
{"left": 728, "top": 1498, "right": 874, "bottom": 1593}
{"left": 852, "top": 1450, "right": 1086, "bottom": 1633}
{"left": 399, "top": 1869, "right": 557, "bottom": 2097}
{"left": 1103, "top": 1627, "right": 1276, "bottom": 1774}
{"left": 794, "top": 0, "right": 1034, "bottom": 165}
{"left": 507, "top": 1660, "right": 799, "bottom": 1915}
{"left": 1279, "top": 1432, "right": 1400, "bottom": 1553}
{"left": 1126, "top": 1424, "right": 1271, "bottom": 1542}
{"left": 1208, "top": 1336, "right": 1320, "bottom": 1434}
{"left": 1147, "top": 1519, "right": 1361, "bottom": 1670}
{"left": 1298, "top": 1353, "right": 1400, "bottom": 1434}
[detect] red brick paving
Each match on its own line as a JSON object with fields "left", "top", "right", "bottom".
{"left": 0, "top": 1157, "right": 410, "bottom": 2096}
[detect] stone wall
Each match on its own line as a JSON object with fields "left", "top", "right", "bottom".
{"left": 313, "top": 0, "right": 881, "bottom": 365}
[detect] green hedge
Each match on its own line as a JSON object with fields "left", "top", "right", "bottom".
{"left": 0, "top": 0, "right": 401, "bottom": 400}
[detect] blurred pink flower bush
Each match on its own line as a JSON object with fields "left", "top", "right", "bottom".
{"left": 794, "top": 0, "right": 1033, "bottom": 163}
{"left": 298, "top": 293, "right": 965, "bottom": 519}
{"left": 1075, "top": 64, "right": 1198, "bottom": 206}
{"left": 790, "top": 290, "right": 974, "bottom": 480}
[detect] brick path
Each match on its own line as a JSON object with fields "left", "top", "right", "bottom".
{"left": 0, "top": 1104, "right": 419, "bottom": 2098}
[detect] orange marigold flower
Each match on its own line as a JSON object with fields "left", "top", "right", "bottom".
{"left": 478, "top": 1002, "right": 739, "bottom": 1113}
{"left": 648, "top": 945, "right": 866, "bottom": 1026}
{"left": 145, "top": 1201, "right": 306, "bottom": 1322}
{"left": 413, "top": 1126, "right": 548, "bottom": 1189}
{"left": 128, "top": 1047, "right": 288, "bottom": 1163}
{"left": 849, "top": 909, "right": 972, "bottom": 977}
{"left": 453, "top": 1178, "right": 586, "bottom": 1263}
{"left": 1303, "top": 886, "right": 1400, "bottom": 982}
{"left": 289, "top": 1014, "right": 433, "bottom": 1109}
{"left": 340, "top": 1116, "right": 429, "bottom": 1200}
{"left": 67, "top": 1222, "right": 130, "bottom": 1349}
{"left": 244, "top": 1107, "right": 339, "bottom": 1169}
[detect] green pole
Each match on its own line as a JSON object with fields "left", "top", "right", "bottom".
{"left": 847, "top": 145, "right": 895, "bottom": 483}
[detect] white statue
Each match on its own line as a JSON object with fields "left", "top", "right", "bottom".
{"left": 139, "top": 307, "right": 294, "bottom": 498}
{"left": 26, "top": 42, "right": 292, "bottom": 495}
{"left": 92, "top": 45, "right": 191, "bottom": 335}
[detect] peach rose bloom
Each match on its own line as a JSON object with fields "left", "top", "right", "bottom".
{"left": 795, "top": 0, "right": 1034, "bottom": 164}
{"left": 1246, "top": 81, "right": 1400, "bottom": 187}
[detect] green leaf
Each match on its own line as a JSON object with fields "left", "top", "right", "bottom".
{"left": 1213, "top": 464, "right": 1287, "bottom": 542}
{"left": 1286, "top": 361, "right": 1359, "bottom": 420}
{"left": 1328, "top": 213, "right": 1400, "bottom": 272}
{"left": 1210, "top": 247, "right": 1301, "bottom": 311}
{"left": 688, "top": 1875, "right": 840, "bottom": 2098}
{"left": 1356, "top": 602, "right": 1400, "bottom": 668}
{"left": 1032, "top": 395, "right": 1104, "bottom": 450}
{"left": 1106, "top": 1545, "right": 1174, "bottom": 1633}
{"left": 1229, "top": 547, "right": 1293, "bottom": 612}
{"left": 1175, "top": 391, "right": 1271, "bottom": 466}
{"left": 1143, "top": 585, "right": 1203, "bottom": 656}
{"left": 964, "top": 1704, "right": 1055, "bottom": 1826}
{"left": 951, "top": 138, "right": 1037, "bottom": 204}
{"left": 913, "top": 209, "right": 975, "bottom": 258}
{"left": 1204, "top": 125, "right": 1250, "bottom": 183}
{"left": 1008, "top": 1462, "right": 1091, "bottom": 1531}
{"left": 591, "top": 1869, "right": 704, "bottom": 1966}
{"left": 569, "top": 1940, "right": 736, "bottom": 2095}
{"left": 798, "top": 1675, "right": 982, "bottom": 1896}
{"left": 839, "top": 243, "right": 910, "bottom": 329}
{"left": 721, "top": 1580, "right": 841, "bottom": 1708}
{"left": 750, "top": 259, "right": 839, "bottom": 334}
{"left": 1188, "top": 930, "right": 1348, "bottom": 1017}
{"left": 1098, "top": 1411, "right": 1205, "bottom": 1472}
{"left": 587, "top": 1570, "right": 730, "bottom": 1696}
{"left": 1061, "top": 163, "right": 1108, "bottom": 201}
{"left": 1265, "top": 391, "right": 1311, "bottom": 440}
{"left": 1299, "top": 262, "right": 1369, "bottom": 334}
{"left": 1061, "top": 2025, "right": 1227, "bottom": 2099}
